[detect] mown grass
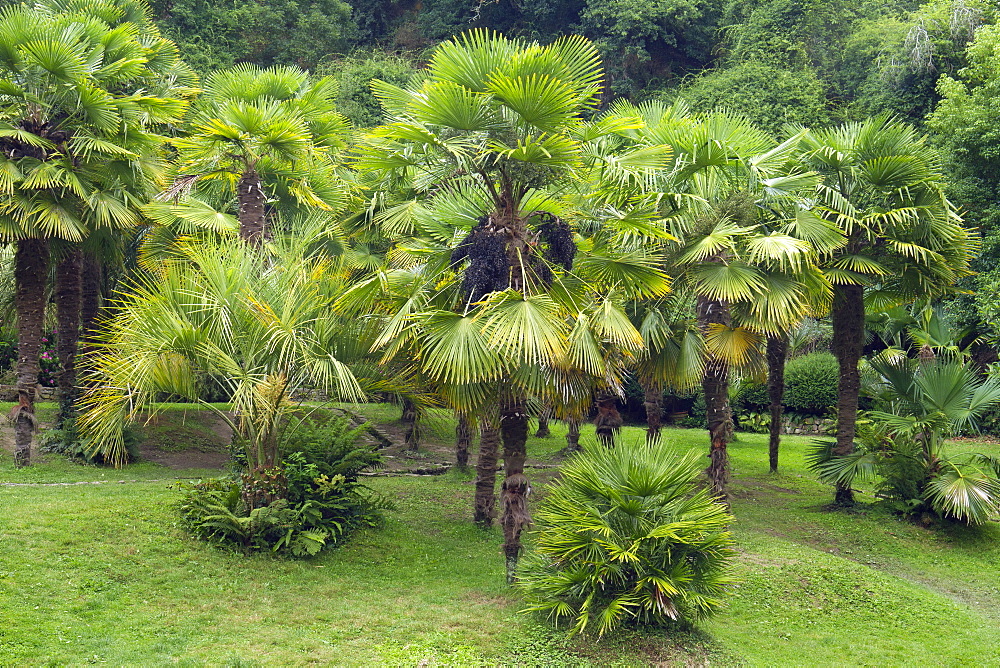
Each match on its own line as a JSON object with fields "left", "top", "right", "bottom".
{"left": 2, "top": 406, "right": 1000, "bottom": 666}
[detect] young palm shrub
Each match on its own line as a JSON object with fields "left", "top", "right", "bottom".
{"left": 517, "top": 438, "right": 736, "bottom": 636}
{"left": 808, "top": 356, "right": 1000, "bottom": 524}
{"left": 76, "top": 238, "right": 367, "bottom": 468}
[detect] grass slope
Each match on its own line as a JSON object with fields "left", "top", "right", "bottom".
{"left": 2, "top": 406, "right": 999, "bottom": 666}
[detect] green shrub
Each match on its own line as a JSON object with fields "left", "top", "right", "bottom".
{"left": 783, "top": 351, "right": 839, "bottom": 415}
{"left": 671, "top": 62, "right": 831, "bottom": 136}
{"left": 517, "top": 439, "right": 736, "bottom": 636}
{"left": 737, "top": 411, "right": 769, "bottom": 434}
{"left": 317, "top": 52, "right": 418, "bottom": 128}
{"left": 674, "top": 391, "right": 707, "bottom": 428}
{"left": 732, "top": 378, "right": 768, "bottom": 412}
{"left": 40, "top": 422, "right": 141, "bottom": 465}
{"left": 178, "top": 415, "right": 389, "bottom": 556}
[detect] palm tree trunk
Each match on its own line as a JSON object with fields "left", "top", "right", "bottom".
{"left": 55, "top": 247, "right": 82, "bottom": 427}
{"left": 474, "top": 415, "right": 500, "bottom": 526}
{"left": 401, "top": 397, "right": 420, "bottom": 451}
{"left": 698, "top": 295, "right": 732, "bottom": 500}
{"left": 456, "top": 412, "right": 472, "bottom": 469}
{"left": 80, "top": 254, "right": 101, "bottom": 356}
{"left": 500, "top": 398, "right": 530, "bottom": 583}
{"left": 13, "top": 239, "right": 49, "bottom": 467}
{"left": 594, "top": 394, "right": 622, "bottom": 447}
{"left": 832, "top": 284, "right": 864, "bottom": 505}
{"left": 534, "top": 404, "right": 550, "bottom": 437}
{"left": 643, "top": 381, "right": 663, "bottom": 443}
{"left": 767, "top": 333, "right": 788, "bottom": 474}
{"left": 237, "top": 167, "right": 267, "bottom": 245}
{"left": 564, "top": 417, "right": 581, "bottom": 452}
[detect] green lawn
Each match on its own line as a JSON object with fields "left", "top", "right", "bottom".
{"left": 2, "top": 407, "right": 1000, "bottom": 666}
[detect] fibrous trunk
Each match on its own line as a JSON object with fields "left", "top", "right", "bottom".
{"left": 500, "top": 398, "right": 530, "bottom": 583}
{"left": 55, "top": 247, "right": 83, "bottom": 427}
{"left": 564, "top": 418, "right": 581, "bottom": 452}
{"left": 832, "top": 284, "right": 865, "bottom": 505}
{"left": 79, "top": 254, "right": 101, "bottom": 361}
{"left": 474, "top": 415, "right": 500, "bottom": 526}
{"left": 456, "top": 412, "right": 472, "bottom": 469}
{"left": 13, "top": 239, "right": 49, "bottom": 467}
{"left": 643, "top": 381, "right": 663, "bottom": 444}
{"left": 401, "top": 397, "right": 420, "bottom": 451}
{"left": 535, "top": 405, "right": 550, "bottom": 438}
{"left": 237, "top": 168, "right": 267, "bottom": 245}
{"left": 698, "top": 295, "right": 732, "bottom": 500}
{"left": 594, "top": 394, "right": 622, "bottom": 447}
{"left": 767, "top": 333, "right": 788, "bottom": 474}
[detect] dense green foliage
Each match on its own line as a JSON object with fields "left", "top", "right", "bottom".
{"left": 518, "top": 439, "right": 736, "bottom": 635}
{"left": 673, "top": 62, "right": 830, "bottom": 134}
{"left": 148, "top": 0, "right": 355, "bottom": 72}
{"left": 317, "top": 51, "right": 418, "bottom": 127}
{"left": 178, "top": 415, "right": 387, "bottom": 555}
{"left": 783, "top": 352, "right": 839, "bottom": 414}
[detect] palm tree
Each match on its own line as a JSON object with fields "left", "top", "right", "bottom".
{"left": 0, "top": 0, "right": 195, "bottom": 463}
{"left": 766, "top": 333, "right": 789, "bottom": 473}
{"left": 799, "top": 115, "right": 978, "bottom": 505}
{"left": 630, "top": 292, "right": 705, "bottom": 444}
{"left": 351, "top": 30, "right": 669, "bottom": 579}
{"left": 603, "top": 102, "right": 833, "bottom": 497}
{"left": 809, "top": 355, "right": 1000, "bottom": 524}
{"left": 169, "top": 64, "right": 350, "bottom": 245}
{"left": 76, "top": 236, "right": 376, "bottom": 468}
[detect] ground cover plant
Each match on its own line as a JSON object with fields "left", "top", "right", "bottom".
{"left": 177, "top": 416, "right": 388, "bottom": 556}
{"left": 4, "top": 410, "right": 1000, "bottom": 666}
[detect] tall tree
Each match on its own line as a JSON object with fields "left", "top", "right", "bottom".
{"left": 351, "top": 30, "right": 670, "bottom": 579}
{"left": 799, "top": 114, "right": 977, "bottom": 504}
{"left": 597, "top": 101, "right": 832, "bottom": 497}
{"left": 169, "top": 64, "right": 349, "bottom": 245}
{"left": 766, "top": 333, "right": 788, "bottom": 473}
{"left": 0, "top": 0, "right": 195, "bottom": 463}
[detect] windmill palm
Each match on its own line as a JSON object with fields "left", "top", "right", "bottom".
{"left": 810, "top": 356, "right": 1000, "bottom": 524}
{"left": 603, "top": 102, "right": 834, "bottom": 496}
{"left": 0, "top": 0, "right": 195, "bottom": 464}
{"left": 798, "top": 114, "right": 978, "bottom": 505}
{"left": 168, "top": 64, "right": 350, "bottom": 245}
{"left": 351, "top": 30, "right": 671, "bottom": 579}
{"left": 630, "top": 291, "right": 705, "bottom": 443}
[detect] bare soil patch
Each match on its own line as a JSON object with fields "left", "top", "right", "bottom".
{"left": 134, "top": 410, "right": 232, "bottom": 470}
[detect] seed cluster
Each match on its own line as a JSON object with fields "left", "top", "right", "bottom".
{"left": 451, "top": 213, "right": 577, "bottom": 303}
{"left": 451, "top": 217, "right": 511, "bottom": 303}
{"left": 537, "top": 215, "right": 575, "bottom": 270}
